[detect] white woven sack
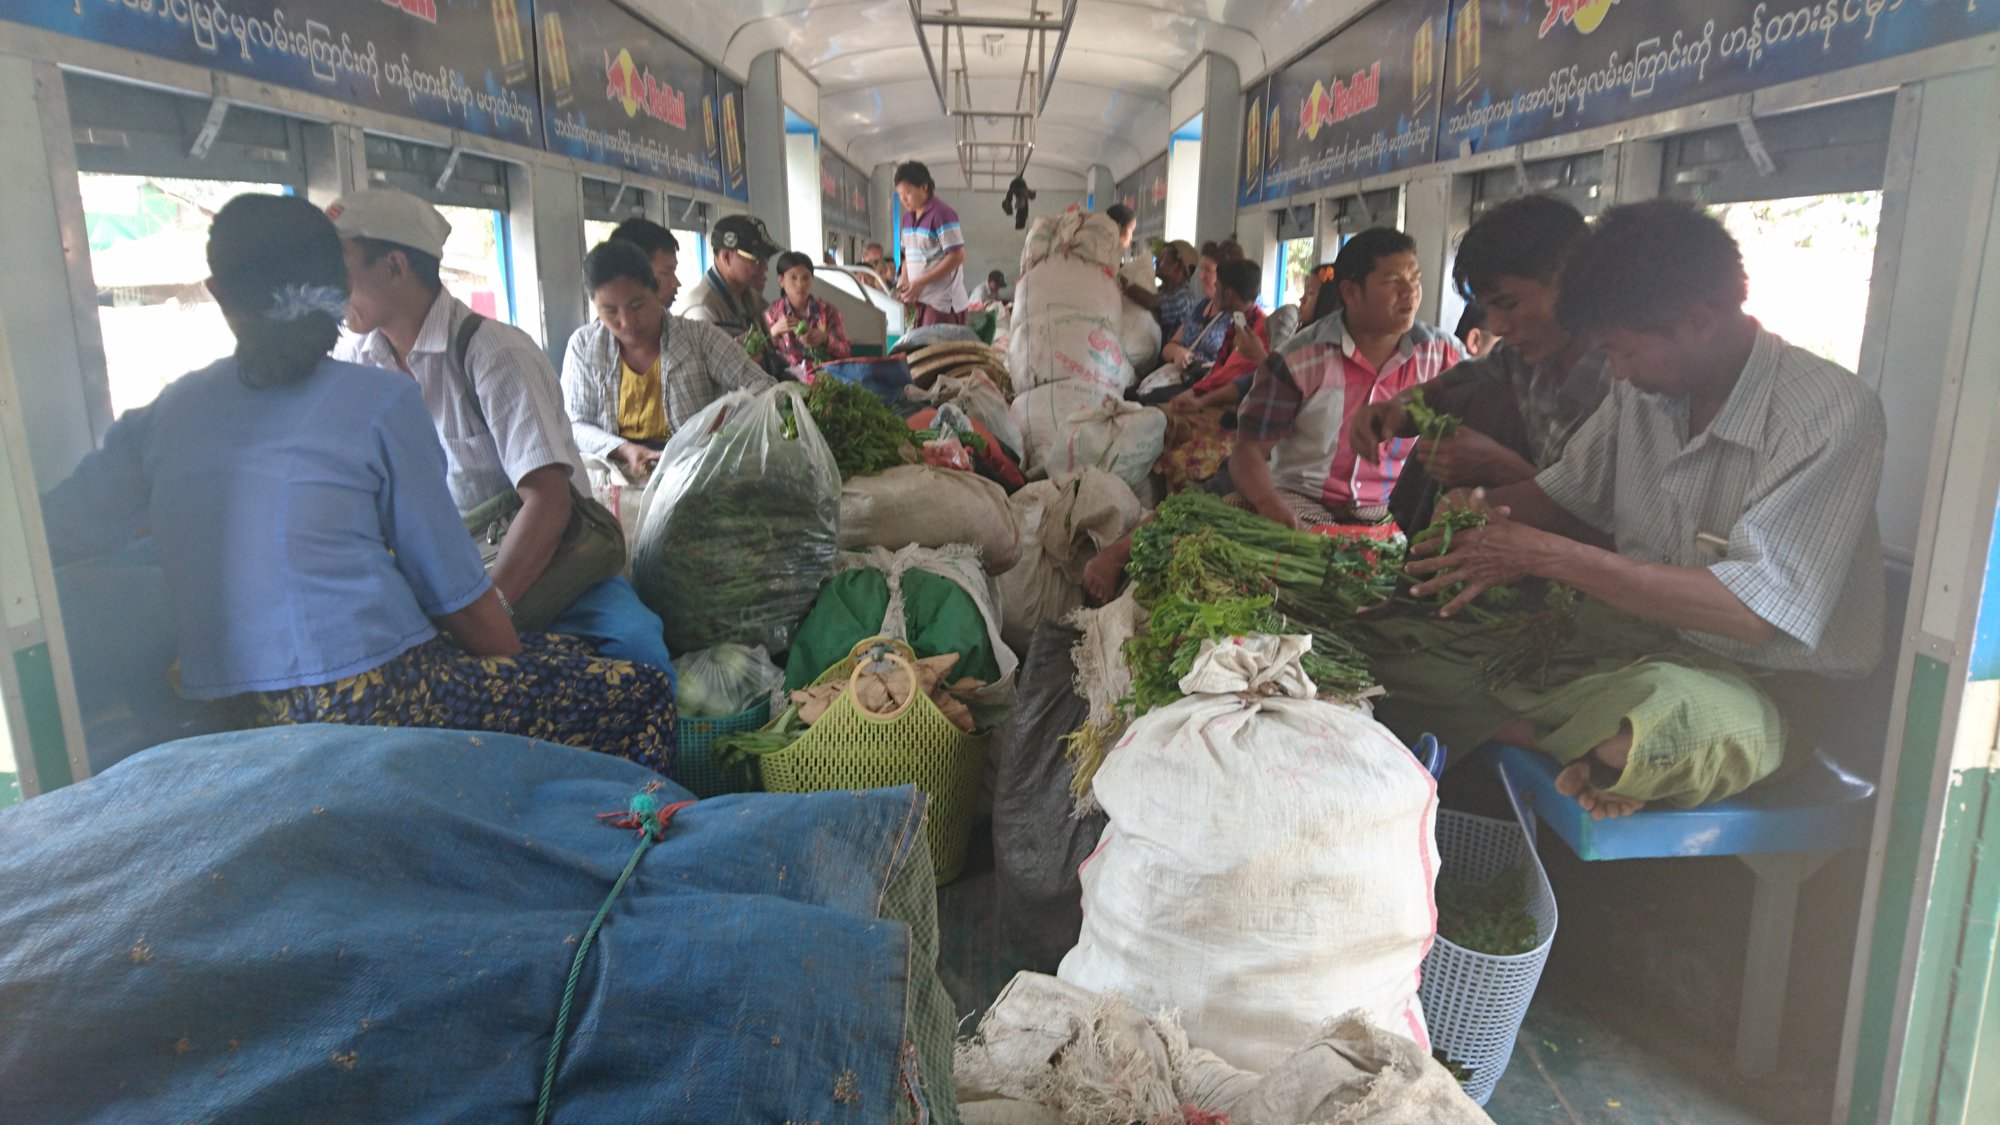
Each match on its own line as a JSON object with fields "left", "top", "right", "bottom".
{"left": 1047, "top": 398, "right": 1166, "bottom": 496}
{"left": 1010, "top": 382, "right": 1111, "bottom": 477}
{"left": 1120, "top": 298, "right": 1164, "bottom": 379}
{"left": 1058, "top": 636, "right": 1440, "bottom": 1072}
{"left": 993, "top": 470, "right": 1144, "bottom": 654}
{"left": 838, "top": 464, "right": 1023, "bottom": 574}
{"left": 1006, "top": 254, "right": 1133, "bottom": 399}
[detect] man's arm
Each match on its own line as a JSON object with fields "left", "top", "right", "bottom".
{"left": 906, "top": 247, "right": 967, "bottom": 292}
{"left": 488, "top": 463, "right": 571, "bottom": 604}
{"left": 1123, "top": 283, "right": 1161, "bottom": 312}
{"left": 1408, "top": 509, "right": 1775, "bottom": 644}
{"left": 559, "top": 327, "right": 624, "bottom": 460}
{"left": 1229, "top": 437, "right": 1299, "bottom": 528}
{"left": 437, "top": 589, "right": 524, "bottom": 657}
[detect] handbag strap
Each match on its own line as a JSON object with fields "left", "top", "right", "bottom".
{"left": 447, "top": 309, "right": 491, "bottom": 432}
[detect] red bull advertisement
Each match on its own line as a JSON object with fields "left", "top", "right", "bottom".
{"left": 821, "top": 148, "right": 872, "bottom": 236}
{"left": 1440, "top": 0, "right": 2000, "bottom": 158}
{"left": 535, "top": 0, "right": 730, "bottom": 195}
{"left": 1256, "top": 0, "right": 1449, "bottom": 203}
{"left": 0, "top": 0, "right": 540, "bottom": 144}
{"left": 1116, "top": 150, "right": 1169, "bottom": 243}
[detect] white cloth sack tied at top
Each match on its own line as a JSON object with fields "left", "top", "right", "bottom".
{"left": 1009, "top": 211, "right": 1135, "bottom": 401}
{"left": 837, "top": 463, "right": 1023, "bottom": 574}
{"left": 1058, "top": 635, "right": 1442, "bottom": 1073}
{"left": 994, "top": 469, "right": 1146, "bottom": 655}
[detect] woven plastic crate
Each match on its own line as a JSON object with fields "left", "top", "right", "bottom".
{"left": 673, "top": 701, "right": 770, "bottom": 798}
{"left": 757, "top": 638, "right": 987, "bottom": 885}
{"left": 1418, "top": 807, "right": 1559, "bottom": 1106}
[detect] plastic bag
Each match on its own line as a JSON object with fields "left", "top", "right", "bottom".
{"left": 674, "top": 643, "right": 785, "bottom": 718}
{"left": 632, "top": 384, "right": 841, "bottom": 656}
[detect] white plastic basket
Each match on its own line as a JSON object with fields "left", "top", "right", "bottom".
{"left": 1418, "top": 807, "right": 1559, "bottom": 1106}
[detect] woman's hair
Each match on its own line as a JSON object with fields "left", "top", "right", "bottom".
{"left": 774, "top": 250, "right": 816, "bottom": 276}
{"left": 206, "top": 194, "right": 348, "bottom": 389}
{"left": 583, "top": 239, "right": 659, "bottom": 294}
{"left": 1105, "top": 203, "right": 1135, "bottom": 230}
{"left": 1201, "top": 238, "right": 1246, "bottom": 266}
{"left": 1305, "top": 264, "right": 1341, "bottom": 324}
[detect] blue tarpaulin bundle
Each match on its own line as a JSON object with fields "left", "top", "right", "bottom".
{"left": 0, "top": 725, "right": 957, "bottom": 1122}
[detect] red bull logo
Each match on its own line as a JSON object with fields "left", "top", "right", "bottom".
{"left": 1297, "top": 62, "right": 1381, "bottom": 140}
{"left": 381, "top": 0, "right": 438, "bottom": 22}
{"left": 1539, "top": 0, "right": 1620, "bottom": 38}
{"left": 604, "top": 49, "right": 688, "bottom": 129}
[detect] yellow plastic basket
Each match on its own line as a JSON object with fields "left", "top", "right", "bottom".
{"left": 757, "top": 638, "right": 988, "bottom": 884}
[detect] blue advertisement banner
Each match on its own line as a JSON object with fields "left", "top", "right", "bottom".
{"left": 535, "top": 0, "right": 731, "bottom": 194}
{"left": 1116, "top": 152, "right": 1168, "bottom": 243}
{"left": 820, "top": 148, "right": 870, "bottom": 235}
{"left": 1440, "top": 0, "right": 2000, "bottom": 158}
{"left": 0, "top": 0, "right": 542, "bottom": 145}
{"left": 715, "top": 72, "right": 749, "bottom": 202}
{"left": 1261, "top": 0, "right": 1450, "bottom": 203}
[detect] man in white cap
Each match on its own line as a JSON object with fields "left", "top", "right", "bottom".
{"left": 327, "top": 188, "right": 677, "bottom": 684}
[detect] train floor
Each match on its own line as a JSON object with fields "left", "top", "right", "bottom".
{"left": 940, "top": 821, "right": 1859, "bottom": 1123}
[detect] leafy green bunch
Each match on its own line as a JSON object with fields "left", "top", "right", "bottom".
{"left": 803, "top": 377, "right": 916, "bottom": 480}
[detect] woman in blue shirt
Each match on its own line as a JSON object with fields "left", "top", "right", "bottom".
{"left": 42, "top": 195, "right": 675, "bottom": 774}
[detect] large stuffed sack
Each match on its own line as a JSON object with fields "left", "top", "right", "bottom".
{"left": 633, "top": 385, "right": 840, "bottom": 655}
{"left": 1006, "top": 258, "right": 1131, "bottom": 399}
{"left": 995, "top": 470, "right": 1145, "bottom": 654}
{"left": 906, "top": 371, "right": 1022, "bottom": 460}
{"left": 991, "top": 624, "right": 1108, "bottom": 968}
{"left": 840, "top": 464, "right": 1023, "bottom": 573}
{"left": 1018, "top": 208, "right": 1122, "bottom": 274}
{"left": 1058, "top": 635, "right": 1440, "bottom": 1071}
{"left": 956, "top": 973, "right": 1488, "bottom": 1125}
{"left": 1009, "top": 382, "right": 1107, "bottom": 479}
{"left": 787, "top": 543, "right": 1019, "bottom": 707}
{"left": 0, "top": 727, "right": 957, "bottom": 1123}
{"left": 1025, "top": 395, "right": 1166, "bottom": 497}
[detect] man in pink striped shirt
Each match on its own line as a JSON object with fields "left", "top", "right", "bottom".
{"left": 1230, "top": 228, "right": 1464, "bottom": 527}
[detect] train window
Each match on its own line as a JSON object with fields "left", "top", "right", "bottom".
{"left": 78, "top": 175, "right": 291, "bottom": 418}
{"left": 363, "top": 136, "right": 516, "bottom": 324}
{"left": 1472, "top": 151, "right": 1604, "bottom": 217}
{"left": 65, "top": 74, "right": 309, "bottom": 188}
{"left": 1325, "top": 189, "right": 1404, "bottom": 245}
{"left": 1273, "top": 204, "right": 1316, "bottom": 308}
{"left": 581, "top": 178, "right": 655, "bottom": 249}
{"left": 1665, "top": 96, "right": 1893, "bottom": 371}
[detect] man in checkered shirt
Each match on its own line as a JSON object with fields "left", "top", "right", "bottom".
{"left": 1360, "top": 199, "right": 1886, "bottom": 818}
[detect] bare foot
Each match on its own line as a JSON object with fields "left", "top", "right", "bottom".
{"left": 1554, "top": 757, "right": 1647, "bottom": 820}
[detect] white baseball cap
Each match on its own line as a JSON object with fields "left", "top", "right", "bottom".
{"left": 325, "top": 189, "right": 452, "bottom": 259}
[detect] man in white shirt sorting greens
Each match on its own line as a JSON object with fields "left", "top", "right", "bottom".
{"left": 1352, "top": 199, "right": 1886, "bottom": 819}
{"left": 894, "top": 161, "right": 970, "bottom": 328}
{"left": 327, "top": 189, "right": 677, "bottom": 686}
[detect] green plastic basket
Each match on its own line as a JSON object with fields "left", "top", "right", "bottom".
{"left": 674, "top": 701, "right": 771, "bottom": 798}
{"left": 757, "top": 638, "right": 987, "bottom": 884}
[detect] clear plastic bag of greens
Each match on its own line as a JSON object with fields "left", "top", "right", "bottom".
{"left": 632, "top": 384, "right": 841, "bottom": 656}
{"left": 674, "top": 644, "right": 786, "bottom": 719}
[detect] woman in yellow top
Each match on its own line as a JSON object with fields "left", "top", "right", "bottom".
{"left": 561, "top": 239, "right": 775, "bottom": 480}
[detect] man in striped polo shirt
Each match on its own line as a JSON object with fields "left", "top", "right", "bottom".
{"left": 1230, "top": 228, "right": 1466, "bottom": 527}
{"left": 1369, "top": 200, "right": 1886, "bottom": 817}
{"left": 893, "top": 161, "right": 970, "bottom": 327}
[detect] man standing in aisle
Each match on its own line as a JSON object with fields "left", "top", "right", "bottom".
{"left": 326, "top": 188, "right": 677, "bottom": 684}
{"left": 680, "top": 213, "right": 782, "bottom": 338}
{"left": 894, "top": 161, "right": 970, "bottom": 327}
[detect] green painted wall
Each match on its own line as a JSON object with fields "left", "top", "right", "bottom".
{"left": 1851, "top": 653, "right": 1952, "bottom": 1124}
{"left": 13, "top": 642, "right": 73, "bottom": 798}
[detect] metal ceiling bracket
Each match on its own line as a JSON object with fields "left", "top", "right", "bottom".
{"left": 907, "top": 0, "right": 950, "bottom": 115}
{"left": 1736, "top": 117, "right": 1779, "bottom": 177}
{"left": 434, "top": 144, "right": 464, "bottom": 193}
{"left": 1512, "top": 147, "right": 1533, "bottom": 194}
{"left": 1352, "top": 191, "right": 1373, "bottom": 225}
{"left": 609, "top": 178, "right": 631, "bottom": 216}
{"left": 1040, "top": 0, "right": 1077, "bottom": 108}
{"left": 189, "top": 90, "right": 231, "bottom": 160}
{"left": 918, "top": 13, "right": 1063, "bottom": 31}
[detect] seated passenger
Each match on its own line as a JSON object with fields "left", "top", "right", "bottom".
{"left": 564, "top": 239, "right": 775, "bottom": 480}
{"left": 326, "top": 189, "right": 679, "bottom": 683}
{"left": 1105, "top": 203, "right": 1138, "bottom": 256}
{"left": 1349, "top": 195, "right": 1611, "bottom": 536}
{"left": 1134, "top": 239, "right": 1203, "bottom": 341}
{"left": 1368, "top": 199, "right": 1886, "bottom": 816}
{"left": 1154, "top": 258, "right": 1269, "bottom": 493}
{"left": 1156, "top": 241, "right": 1247, "bottom": 387}
{"left": 681, "top": 213, "right": 782, "bottom": 343}
{"left": 1264, "top": 263, "right": 1336, "bottom": 353}
{"left": 1229, "top": 227, "right": 1465, "bottom": 527}
{"left": 763, "top": 250, "right": 852, "bottom": 376}
{"left": 609, "top": 216, "right": 682, "bottom": 296}
{"left": 968, "top": 269, "right": 1009, "bottom": 307}
{"left": 1455, "top": 300, "right": 1496, "bottom": 357}
{"left": 39, "top": 195, "right": 675, "bottom": 771}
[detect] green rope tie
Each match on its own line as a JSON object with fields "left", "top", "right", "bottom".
{"left": 536, "top": 787, "right": 694, "bottom": 1125}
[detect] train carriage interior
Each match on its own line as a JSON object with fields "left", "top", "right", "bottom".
{"left": 1, "top": 2, "right": 1999, "bottom": 1123}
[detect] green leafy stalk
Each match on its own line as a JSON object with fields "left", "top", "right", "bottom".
{"left": 803, "top": 377, "right": 916, "bottom": 480}
{"left": 1436, "top": 865, "right": 1541, "bottom": 956}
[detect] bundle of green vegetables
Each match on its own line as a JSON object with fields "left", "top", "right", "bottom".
{"left": 1434, "top": 865, "right": 1542, "bottom": 956}
{"left": 1131, "top": 491, "right": 1406, "bottom": 622}
{"left": 803, "top": 376, "right": 916, "bottom": 479}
